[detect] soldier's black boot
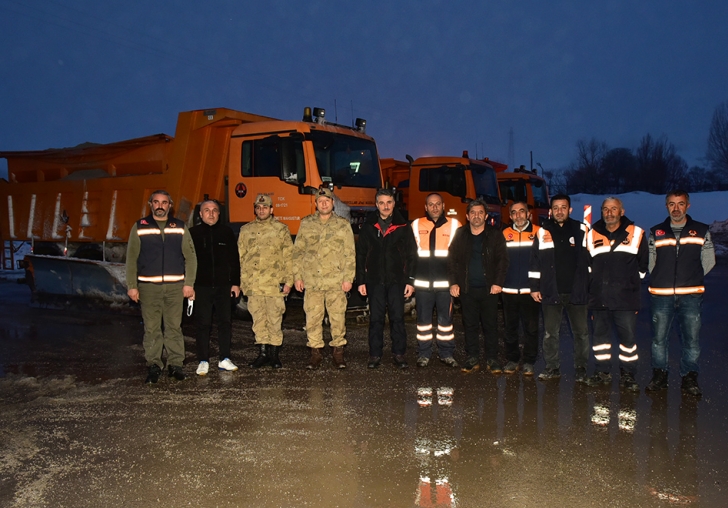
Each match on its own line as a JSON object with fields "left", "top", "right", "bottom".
{"left": 249, "top": 344, "right": 270, "bottom": 369}
{"left": 145, "top": 364, "right": 162, "bottom": 384}
{"left": 269, "top": 346, "right": 282, "bottom": 369}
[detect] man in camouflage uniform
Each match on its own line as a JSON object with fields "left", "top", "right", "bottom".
{"left": 238, "top": 194, "right": 294, "bottom": 369}
{"left": 294, "top": 187, "right": 356, "bottom": 369}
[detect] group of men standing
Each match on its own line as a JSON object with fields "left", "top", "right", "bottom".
{"left": 528, "top": 191, "right": 713, "bottom": 396}
{"left": 126, "top": 188, "right": 355, "bottom": 383}
{"left": 126, "top": 186, "right": 714, "bottom": 397}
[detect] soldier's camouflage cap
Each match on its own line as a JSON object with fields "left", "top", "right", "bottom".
{"left": 316, "top": 187, "right": 334, "bottom": 200}
{"left": 254, "top": 194, "right": 273, "bottom": 206}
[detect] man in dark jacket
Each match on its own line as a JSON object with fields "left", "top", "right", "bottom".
{"left": 357, "top": 188, "right": 417, "bottom": 369}
{"left": 189, "top": 200, "right": 241, "bottom": 376}
{"left": 529, "top": 194, "right": 590, "bottom": 381}
{"left": 501, "top": 201, "right": 541, "bottom": 376}
{"left": 584, "top": 197, "right": 648, "bottom": 391}
{"left": 448, "top": 199, "right": 508, "bottom": 373}
{"left": 646, "top": 189, "right": 715, "bottom": 397}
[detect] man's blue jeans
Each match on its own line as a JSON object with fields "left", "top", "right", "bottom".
{"left": 650, "top": 294, "right": 702, "bottom": 376}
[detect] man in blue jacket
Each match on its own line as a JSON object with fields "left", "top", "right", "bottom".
{"left": 529, "top": 194, "right": 590, "bottom": 382}
{"left": 356, "top": 188, "right": 417, "bottom": 369}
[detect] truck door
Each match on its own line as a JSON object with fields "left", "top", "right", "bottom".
{"left": 228, "top": 133, "right": 313, "bottom": 234}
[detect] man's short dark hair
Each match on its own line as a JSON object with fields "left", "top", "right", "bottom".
{"left": 509, "top": 201, "right": 530, "bottom": 212}
{"left": 148, "top": 190, "right": 173, "bottom": 206}
{"left": 666, "top": 189, "right": 690, "bottom": 204}
{"left": 375, "top": 188, "right": 396, "bottom": 201}
{"left": 550, "top": 193, "right": 571, "bottom": 207}
{"left": 466, "top": 198, "right": 488, "bottom": 215}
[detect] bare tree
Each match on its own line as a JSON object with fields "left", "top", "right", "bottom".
{"left": 634, "top": 134, "right": 688, "bottom": 194}
{"left": 706, "top": 101, "right": 728, "bottom": 179}
{"left": 602, "top": 148, "right": 637, "bottom": 193}
{"left": 543, "top": 169, "right": 568, "bottom": 195}
{"left": 564, "top": 138, "right": 609, "bottom": 193}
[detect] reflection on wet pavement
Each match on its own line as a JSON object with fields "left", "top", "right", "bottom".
{"left": 1, "top": 274, "right": 728, "bottom": 507}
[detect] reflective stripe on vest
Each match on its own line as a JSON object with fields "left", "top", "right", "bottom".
{"left": 587, "top": 224, "right": 644, "bottom": 257}
{"left": 648, "top": 286, "right": 705, "bottom": 295}
{"left": 412, "top": 218, "right": 458, "bottom": 257}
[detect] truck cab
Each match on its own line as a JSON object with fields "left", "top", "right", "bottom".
{"left": 383, "top": 152, "right": 502, "bottom": 227}
{"left": 227, "top": 108, "right": 381, "bottom": 235}
{"left": 495, "top": 164, "right": 550, "bottom": 226}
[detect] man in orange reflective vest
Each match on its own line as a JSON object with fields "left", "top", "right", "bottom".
{"left": 584, "top": 197, "right": 647, "bottom": 392}
{"left": 646, "top": 190, "right": 715, "bottom": 396}
{"left": 411, "top": 193, "right": 461, "bottom": 368}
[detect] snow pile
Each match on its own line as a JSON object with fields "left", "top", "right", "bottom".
{"left": 709, "top": 219, "right": 728, "bottom": 257}
{"left": 0, "top": 241, "right": 31, "bottom": 280}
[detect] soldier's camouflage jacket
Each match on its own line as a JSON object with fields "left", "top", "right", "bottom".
{"left": 237, "top": 217, "right": 294, "bottom": 296}
{"left": 293, "top": 212, "right": 356, "bottom": 291}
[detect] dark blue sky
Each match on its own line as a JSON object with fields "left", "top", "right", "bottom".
{"left": 1, "top": 0, "right": 727, "bottom": 179}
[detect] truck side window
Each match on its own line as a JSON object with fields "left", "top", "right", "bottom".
{"left": 241, "top": 136, "right": 305, "bottom": 184}
{"left": 530, "top": 178, "right": 549, "bottom": 208}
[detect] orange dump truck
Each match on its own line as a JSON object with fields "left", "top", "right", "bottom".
{"left": 381, "top": 151, "right": 503, "bottom": 227}
{"left": 0, "top": 107, "right": 382, "bottom": 305}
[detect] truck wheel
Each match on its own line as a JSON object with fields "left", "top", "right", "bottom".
{"left": 32, "top": 243, "right": 63, "bottom": 256}
{"left": 73, "top": 244, "right": 104, "bottom": 260}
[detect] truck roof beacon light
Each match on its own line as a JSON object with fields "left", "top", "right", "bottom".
{"left": 355, "top": 118, "right": 367, "bottom": 133}
{"left": 303, "top": 107, "right": 313, "bottom": 122}
{"left": 462, "top": 150, "right": 469, "bottom": 159}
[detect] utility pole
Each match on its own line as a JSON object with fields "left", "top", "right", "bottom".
{"left": 507, "top": 128, "right": 515, "bottom": 169}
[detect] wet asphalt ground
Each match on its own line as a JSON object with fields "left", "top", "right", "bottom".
{"left": 1, "top": 262, "right": 728, "bottom": 507}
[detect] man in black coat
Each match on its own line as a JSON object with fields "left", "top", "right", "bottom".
{"left": 529, "top": 194, "right": 591, "bottom": 381}
{"left": 356, "top": 188, "right": 417, "bottom": 369}
{"left": 447, "top": 199, "right": 509, "bottom": 374}
{"left": 189, "top": 200, "right": 241, "bottom": 376}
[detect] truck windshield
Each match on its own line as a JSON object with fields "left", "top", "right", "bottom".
{"left": 499, "top": 179, "right": 527, "bottom": 203}
{"left": 418, "top": 165, "right": 467, "bottom": 197}
{"left": 309, "top": 131, "right": 381, "bottom": 189}
{"left": 469, "top": 165, "right": 500, "bottom": 205}
{"left": 531, "top": 178, "right": 549, "bottom": 208}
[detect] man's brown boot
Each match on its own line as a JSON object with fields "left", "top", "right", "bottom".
{"left": 332, "top": 346, "right": 346, "bottom": 369}
{"left": 307, "top": 347, "right": 323, "bottom": 370}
